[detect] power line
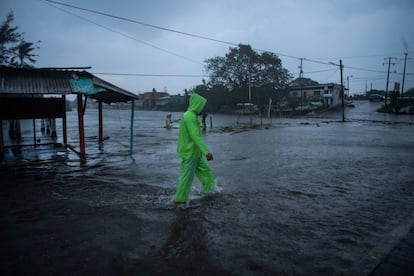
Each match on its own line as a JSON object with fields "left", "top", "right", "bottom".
{"left": 41, "top": 0, "right": 203, "bottom": 65}
{"left": 41, "top": 0, "right": 303, "bottom": 60}
{"left": 40, "top": 0, "right": 412, "bottom": 83}
{"left": 303, "top": 58, "right": 332, "bottom": 66}
{"left": 291, "top": 69, "right": 338, "bottom": 75}
{"left": 353, "top": 75, "right": 390, "bottom": 81}
{"left": 42, "top": 0, "right": 239, "bottom": 47}
{"left": 319, "top": 69, "right": 340, "bottom": 84}
{"left": 344, "top": 66, "right": 388, "bottom": 74}
{"left": 93, "top": 72, "right": 207, "bottom": 77}
{"left": 308, "top": 53, "right": 410, "bottom": 60}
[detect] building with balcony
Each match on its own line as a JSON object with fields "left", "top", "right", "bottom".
{"left": 289, "top": 83, "right": 342, "bottom": 109}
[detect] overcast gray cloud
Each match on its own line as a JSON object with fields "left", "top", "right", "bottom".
{"left": 1, "top": 0, "right": 413, "bottom": 95}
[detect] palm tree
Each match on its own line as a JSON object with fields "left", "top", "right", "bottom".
{"left": 11, "top": 40, "right": 39, "bottom": 68}
{"left": 8, "top": 39, "right": 40, "bottom": 140}
{"left": 0, "top": 11, "right": 21, "bottom": 65}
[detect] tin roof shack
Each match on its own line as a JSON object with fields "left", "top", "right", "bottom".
{"left": 0, "top": 67, "right": 139, "bottom": 163}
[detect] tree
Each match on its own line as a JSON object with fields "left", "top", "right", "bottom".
{"left": 205, "top": 44, "right": 291, "bottom": 91}
{"left": 11, "top": 40, "right": 39, "bottom": 68}
{"left": 0, "top": 11, "right": 21, "bottom": 65}
{"left": 0, "top": 11, "right": 39, "bottom": 67}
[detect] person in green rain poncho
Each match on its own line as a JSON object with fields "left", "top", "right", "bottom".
{"left": 174, "top": 93, "right": 215, "bottom": 204}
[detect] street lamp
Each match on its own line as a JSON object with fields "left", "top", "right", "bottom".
{"left": 329, "top": 60, "right": 345, "bottom": 122}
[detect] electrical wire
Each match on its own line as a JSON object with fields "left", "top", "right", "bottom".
{"left": 290, "top": 69, "right": 338, "bottom": 76}
{"left": 42, "top": 0, "right": 239, "bottom": 46}
{"left": 40, "top": 0, "right": 203, "bottom": 65}
{"left": 93, "top": 72, "right": 207, "bottom": 77}
{"left": 41, "top": 0, "right": 308, "bottom": 61}
{"left": 40, "top": 0, "right": 413, "bottom": 84}
{"left": 346, "top": 66, "right": 388, "bottom": 74}
{"left": 309, "top": 53, "right": 410, "bottom": 60}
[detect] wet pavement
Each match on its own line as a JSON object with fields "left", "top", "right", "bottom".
{"left": 1, "top": 100, "right": 414, "bottom": 275}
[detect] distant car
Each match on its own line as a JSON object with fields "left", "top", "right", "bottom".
{"left": 369, "top": 94, "right": 385, "bottom": 102}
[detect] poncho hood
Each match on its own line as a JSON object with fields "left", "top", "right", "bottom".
{"left": 188, "top": 93, "right": 206, "bottom": 115}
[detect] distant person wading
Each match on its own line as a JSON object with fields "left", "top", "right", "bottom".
{"left": 174, "top": 93, "right": 215, "bottom": 204}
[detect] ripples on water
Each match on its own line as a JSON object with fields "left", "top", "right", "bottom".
{"left": 1, "top": 101, "right": 414, "bottom": 274}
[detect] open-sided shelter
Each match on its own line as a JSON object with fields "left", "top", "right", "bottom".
{"left": 0, "top": 66, "right": 139, "bottom": 161}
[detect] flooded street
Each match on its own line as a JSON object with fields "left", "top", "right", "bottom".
{"left": 1, "top": 101, "right": 414, "bottom": 275}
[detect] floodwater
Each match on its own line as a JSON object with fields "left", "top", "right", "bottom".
{"left": 1, "top": 101, "right": 414, "bottom": 275}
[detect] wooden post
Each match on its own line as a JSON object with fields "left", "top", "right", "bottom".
{"left": 51, "top": 118, "right": 57, "bottom": 137}
{"left": 77, "top": 94, "right": 86, "bottom": 160}
{"left": 32, "top": 119, "right": 37, "bottom": 146}
{"left": 130, "top": 99, "right": 135, "bottom": 154}
{"left": 0, "top": 120, "right": 3, "bottom": 154}
{"left": 62, "top": 95, "right": 67, "bottom": 145}
{"left": 98, "top": 101, "right": 103, "bottom": 143}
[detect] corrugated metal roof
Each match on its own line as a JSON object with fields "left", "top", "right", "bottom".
{"left": 0, "top": 67, "right": 76, "bottom": 95}
{"left": 90, "top": 75, "right": 139, "bottom": 104}
{"left": 0, "top": 67, "right": 139, "bottom": 103}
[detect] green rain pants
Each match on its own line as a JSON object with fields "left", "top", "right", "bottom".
{"left": 174, "top": 158, "right": 215, "bottom": 203}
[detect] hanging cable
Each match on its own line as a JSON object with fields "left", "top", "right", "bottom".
{"left": 39, "top": 0, "right": 411, "bottom": 81}
{"left": 40, "top": 0, "right": 203, "bottom": 65}
{"left": 93, "top": 73, "right": 207, "bottom": 77}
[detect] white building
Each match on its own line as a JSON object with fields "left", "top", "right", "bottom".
{"left": 289, "top": 83, "right": 342, "bottom": 108}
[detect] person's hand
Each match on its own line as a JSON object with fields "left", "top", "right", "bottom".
{"left": 206, "top": 153, "right": 214, "bottom": 161}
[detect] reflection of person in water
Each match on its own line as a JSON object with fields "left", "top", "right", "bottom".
{"left": 158, "top": 211, "right": 208, "bottom": 261}
{"left": 165, "top": 114, "right": 173, "bottom": 129}
{"left": 201, "top": 111, "right": 207, "bottom": 132}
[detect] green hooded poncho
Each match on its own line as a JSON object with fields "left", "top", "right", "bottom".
{"left": 177, "top": 93, "right": 209, "bottom": 159}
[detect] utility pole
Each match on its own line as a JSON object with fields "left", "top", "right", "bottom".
{"left": 347, "top": 75, "right": 353, "bottom": 98}
{"left": 340, "top": 60, "right": 344, "bottom": 122}
{"left": 401, "top": 53, "right": 410, "bottom": 97}
{"left": 329, "top": 60, "right": 345, "bottom": 122}
{"left": 298, "top": 58, "right": 303, "bottom": 110}
{"left": 248, "top": 56, "right": 252, "bottom": 102}
{"left": 383, "top": 57, "right": 397, "bottom": 107}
